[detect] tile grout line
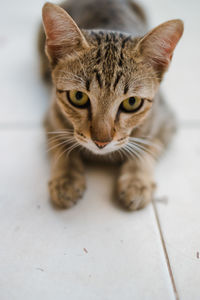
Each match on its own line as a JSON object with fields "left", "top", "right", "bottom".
{"left": 0, "top": 123, "right": 42, "bottom": 130}
{"left": 152, "top": 200, "right": 179, "bottom": 300}
{"left": 0, "top": 120, "right": 200, "bottom": 130}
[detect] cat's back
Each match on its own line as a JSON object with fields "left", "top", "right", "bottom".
{"left": 60, "top": 0, "right": 147, "bottom": 35}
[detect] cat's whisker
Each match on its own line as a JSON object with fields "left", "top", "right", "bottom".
{"left": 47, "top": 130, "right": 74, "bottom": 139}
{"left": 47, "top": 131, "right": 73, "bottom": 137}
{"left": 119, "top": 148, "right": 129, "bottom": 160}
{"left": 47, "top": 133, "right": 74, "bottom": 141}
{"left": 126, "top": 73, "right": 159, "bottom": 85}
{"left": 47, "top": 130, "right": 74, "bottom": 135}
{"left": 56, "top": 72, "right": 82, "bottom": 80}
{"left": 123, "top": 143, "right": 143, "bottom": 161}
{"left": 123, "top": 146, "right": 137, "bottom": 160}
{"left": 58, "top": 70, "right": 85, "bottom": 81}
{"left": 65, "top": 142, "right": 81, "bottom": 158}
{"left": 129, "top": 137, "right": 155, "bottom": 147}
{"left": 127, "top": 140, "right": 147, "bottom": 154}
{"left": 47, "top": 138, "right": 76, "bottom": 153}
{"left": 56, "top": 71, "right": 86, "bottom": 87}
{"left": 116, "top": 148, "right": 124, "bottom": 160}
{"left": 52, "top": 142, "right": 71, "bottom": 166}
{"left": 53, "top": 141, "right": 80, "bottom": 166}
{"left": 129, "top": 137, "right": 162, "bottom": 151}
{"left": 55, "top": 76, "right": 86, "bottom": 89}
{"left": 56, "top": 78, "right": 85, "bottom": 88}
{"left": 47, "top": 134, "right": 75, "bottom": 145}
{"left": 128, "top": 141, "right": 155, "bottom": 159}
{"left": 47, "top": 138, "right": 76, "bottom": 149}
{"left": 47, "top": 135, "right": 72, "bottom": 142}
{"left": 125, "top": 143, "right": 146, "bottom": 162}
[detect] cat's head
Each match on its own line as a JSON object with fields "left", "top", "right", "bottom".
{"left": 42, "top": 3, "right": 183, "bottom": 155}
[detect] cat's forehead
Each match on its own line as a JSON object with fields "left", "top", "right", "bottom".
{"left": 85, "top": 31, "right": 139, "bottom": 92}
{"left": 80, "top": 31, "right": 145, "bottom": 98}
{"left": 54, "top": 30, "right": 156, "bottom": 101}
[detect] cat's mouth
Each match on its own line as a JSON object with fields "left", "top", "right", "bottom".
{"left": 75, "top": 134, "right": 128, "bottom": 155}
{"left": 74, "top": 133, "right": 156, "bottom": 159}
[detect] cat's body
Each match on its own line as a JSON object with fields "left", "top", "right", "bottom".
{"left": 39, "top": 0, "right": 183, "bottom": 209}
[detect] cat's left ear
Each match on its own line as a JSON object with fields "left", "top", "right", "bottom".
{"left": 137, "top": 19, "right": 184, "bottom": 73}
{"left": 42, "top": 2, "right": 89, "bottom": 64}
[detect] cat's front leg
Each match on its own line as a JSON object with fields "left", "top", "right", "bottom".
{"left": 117, "top": 157, "right": 156, "bottom": 211}
{"left": 48, "top": 149, "right": 86, "bottom": 209}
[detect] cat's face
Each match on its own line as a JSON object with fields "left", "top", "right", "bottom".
{"left": 52, "top": 33, "right": 156, "bottom": 155}
{"left": 42, "top": 3, "right": 183, "bottom": 155}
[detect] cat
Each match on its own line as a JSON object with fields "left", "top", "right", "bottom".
{"left": 39, "top": 0, "right": 183, "bottom": 210}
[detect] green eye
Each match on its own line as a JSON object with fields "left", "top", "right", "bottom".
{"left": 67, "top": 90, "right": 90, "bottom": 108}
{"left": 121, "top": 96, "right": 144, "bottom": 113}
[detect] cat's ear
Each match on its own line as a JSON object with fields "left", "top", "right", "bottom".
{"left": 137, "top": 19, "right": 184, "bottom": 72}
{"left": 42, "top": 2, "right": 89, "bottom": 64}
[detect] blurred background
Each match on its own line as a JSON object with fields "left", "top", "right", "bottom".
{"left": 0, "top": 1, "right": 200, "bottom": 299}
{"left": 0, "top": 0, "right": 200, "bottom": 124}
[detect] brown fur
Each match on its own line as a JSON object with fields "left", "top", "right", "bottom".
{"left": 39, "top": 0, "right": 183, "bottom": 210}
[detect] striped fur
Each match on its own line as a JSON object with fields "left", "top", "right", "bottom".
{"left": 39, "top": 0, "right": 183, "bottom": 210}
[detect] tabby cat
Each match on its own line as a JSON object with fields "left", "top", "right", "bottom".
{"left": 39, "top": 0, "right": 183, "bottom": 210}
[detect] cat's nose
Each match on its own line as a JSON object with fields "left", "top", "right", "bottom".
{"left": 94, "top": 140, "right": 109, "bottom": 149}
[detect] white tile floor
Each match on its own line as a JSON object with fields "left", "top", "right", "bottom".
{"left": 0, "top": 0, "right": 200, "bottom": 299}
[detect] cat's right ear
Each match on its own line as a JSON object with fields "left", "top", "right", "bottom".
{"left": 42, "top": 2, "right": 89, "bottom": 64}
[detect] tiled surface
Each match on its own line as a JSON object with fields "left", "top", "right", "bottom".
{"left": 155, "top": 129, "right": 200, "bottom": 300}
{"left": 0, "top": 0, "right": 200, "bottom": 299}
{"left": 0, "top": 131, "right": 174, "bottom": 300}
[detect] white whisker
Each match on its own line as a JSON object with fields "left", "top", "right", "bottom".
{"left": 66, "top": 142, "right": 80, "bottom": 158}
{"left": 129, "top": 137, "right": 161, "bottom": 150}
{"left": 128, "top": 141, "right": 155, "bottom": 158}
{"left": 47, "top": 129, "right": 74, "bottom": 134}
{"left": 47, "top": 135, "right": 75, "bottom": 145}
{"left": 47, "top": 139, "right": 75, "bottom": 153}
{"left": 125, "top": 144, "right": 144, "bottom": 162}
{"left": 53, "top": 141, "right": 80, "bottom": 166}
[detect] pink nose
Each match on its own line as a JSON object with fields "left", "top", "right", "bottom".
{"left": 94, "top": 140, "right": 109, "bottom": 149}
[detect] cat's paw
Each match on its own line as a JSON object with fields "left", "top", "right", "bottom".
{"left": 48, "top": 175, "right": 86, "bottom": 209}
{"left": 117, "top": 176, "right": 156, "bottom": 211}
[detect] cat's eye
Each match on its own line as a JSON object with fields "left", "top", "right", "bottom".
{"left": 120, "top": 96, "right": 144, "bottom": 113}
{"left": 67, "top": 90, "right": 90, "bottom": 108}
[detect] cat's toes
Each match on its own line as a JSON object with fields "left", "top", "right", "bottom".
{"left": 118, "top": 177, "right": 156, "bottom": 211}
{"left": 48, "top": 175, "right": 86, "bottom": 209}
